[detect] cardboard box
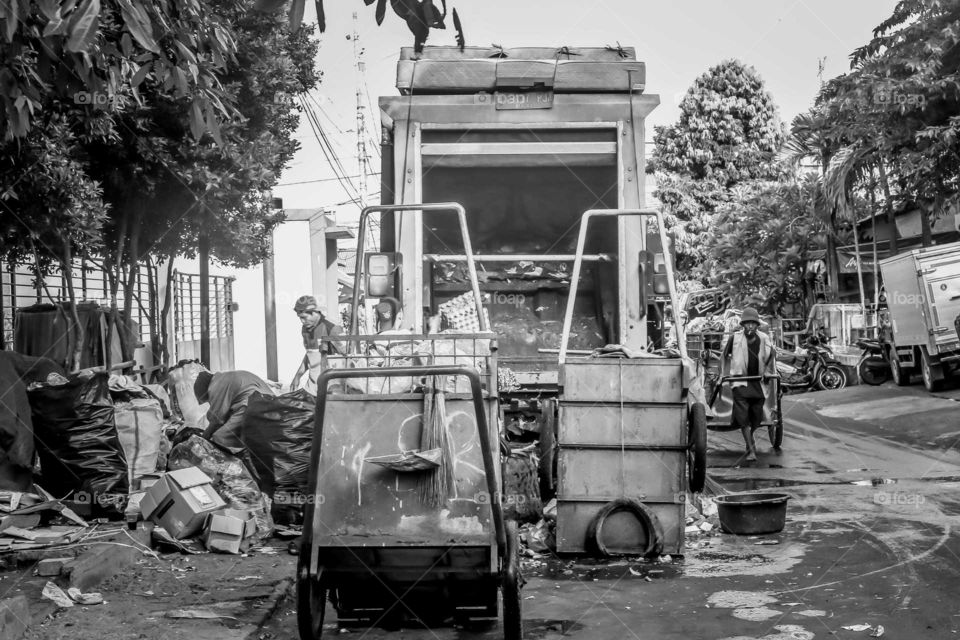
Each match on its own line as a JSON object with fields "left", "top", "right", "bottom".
{"left": 203, "top": 508, "right": 257, "bottom": 554}
{"left": 140, "top": 468, "right": 226, "bottom": 539}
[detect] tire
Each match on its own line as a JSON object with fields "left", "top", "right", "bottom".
{"left": 767, "top": 416, "right": 783, "bottom": 449}
{"left": 816, "top": 364, "right": 847, "bottom": 391}
{"left": 297, "top": 557, "right": 326, "bottom": 640}
{"left": 585, "top": 498, "right": 664, "bottom": 558}
{"left": 890, "top": 350, "right": 912, "bottom": 386}
{"left": 920, "top": 346, "right": 944, "bottom": 392}
{"left": 858, "top": 357, "right": 890, "bottom": 386}
{"left": 538, "top": 400, "right": 557, "bottom": 501}
{"left": 688, "top": 403, "right": 707, "bottom": 493}
{"left": 502, "top": 520, "right": 523, "bottom": 640}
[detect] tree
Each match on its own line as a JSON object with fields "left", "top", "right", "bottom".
{"left": 0, "top": 0, "right": 318, "bottom": 370}
{"left": 650, "top": 60, "right": 784, "bottom": 279}
{"left": 705, "top": 175, "right": 846, "bottom": 314}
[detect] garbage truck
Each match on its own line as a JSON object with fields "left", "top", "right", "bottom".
{"left": 348, "top": 46, "right": 705, "bottom": 556}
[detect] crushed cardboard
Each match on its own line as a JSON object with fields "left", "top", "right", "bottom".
{"left": 140, "top": 467, "right": 226, "bottom": 539}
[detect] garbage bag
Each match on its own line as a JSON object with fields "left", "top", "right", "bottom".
{"left": 166, "top": 361, "right": 209, "bottom": 430}
{"left": 28, "top": 372, "right": 129, "bottom": 503}
{"left": 0, "top": 352, "right": 44, "bottom": 491}
{"left": 114, "top": 398, "right": 165, "bottom": 488}
{"left": 168, "top": 435, "right": 274, "bottom": 538}
{"left": 241, "top": 390, "right": 315, "bottom": 497}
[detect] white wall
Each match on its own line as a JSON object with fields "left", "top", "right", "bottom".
{"left": 173, "top": 220, "right": 314, "bottom": 383}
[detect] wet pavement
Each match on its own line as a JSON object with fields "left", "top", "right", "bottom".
{"left": 20, "top": 381, "right": 960, "bottom": 639}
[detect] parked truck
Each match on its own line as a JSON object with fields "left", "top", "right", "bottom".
{"left": 368, "top": 46, "right": 703, "bottom": 549}
{"left": 879, "top": 241, "right": 960, "bottom": 391}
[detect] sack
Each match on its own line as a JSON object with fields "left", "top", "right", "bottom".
{"left": 29, "top": 372, "right": 129, "bottom": 504}
{"left": 114, "top": 398, "right": 165, "bottom": 488}
{"left": 166, "top": 361, "right": 209, "bottom": 429}
{"left": 241, "top": 390, "right": 315, "bottom": 495}
{"left": 168, "top": 436, "right": 274, "bottom": 538}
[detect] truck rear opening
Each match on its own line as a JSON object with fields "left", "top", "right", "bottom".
{"left": 376, "top": 45, "right": 661, "bottom": 387}
{"left": 422, "top": 157, "right": 620, "bottom": 360}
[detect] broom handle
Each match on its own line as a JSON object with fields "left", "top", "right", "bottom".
{"left": 312, "top": 365, "right": 506, "bottom": 552}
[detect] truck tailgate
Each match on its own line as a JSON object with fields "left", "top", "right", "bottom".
{"left": 921, "top": 253, "right": 960, "bottom": 351}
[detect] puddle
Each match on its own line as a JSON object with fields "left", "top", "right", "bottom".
{"left": 719, "top": 625, "right": 814, "bottom": 640}
{"left": 795, "top": 609, "right": 827, "bottom": 617}
{"left": 533, "top": 558, "right": 683, "bottom": 582}
{"left": 684, "top": 543, "right": 807, "bottom": 578}
{"left": 715, "top": 478, "right": 830, "bottom": 492}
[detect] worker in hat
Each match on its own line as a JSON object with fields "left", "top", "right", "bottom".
{"left": 721, "top": 307, "right": 778, "bottom": 462}
{"left": 290, "top": 295, "right": 343, "bottom": 393}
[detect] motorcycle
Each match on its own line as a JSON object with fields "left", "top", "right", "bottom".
{"left": 776, "top": 331, "right": 848, "bottom": 392}
{"left": 855, "top": 337, "right": 890, "bottom": 386}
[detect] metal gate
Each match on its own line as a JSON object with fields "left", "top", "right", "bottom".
{"left": 173, "top": 272, "right": 236, "bottom": 371}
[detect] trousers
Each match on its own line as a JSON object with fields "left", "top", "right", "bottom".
{"left": 732, "top": 386, "right": 765, "bottom": 431}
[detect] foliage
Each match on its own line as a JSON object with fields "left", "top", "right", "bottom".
{"left": 0, "top": 0, "right": 319, "bottom": 367}
{"left": 651, "top": 60, "right": 784, "bottom": 187}
{"left": 705, "top": 175, "right": 831, "bottom": 313}
{"left": 650, "top": 60, "right": 785, "bottom": 280}
{"left": 0, "top": 0, "right": 236, "bottom": 142}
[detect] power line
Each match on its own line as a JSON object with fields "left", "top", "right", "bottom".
{"left": 277, "top": 173, "right": 380, "bottom": 187}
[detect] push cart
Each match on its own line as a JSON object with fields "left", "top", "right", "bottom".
{"left": 706, "top": 373, "right": 784, "bottom": 449}
{"left": 297, "top": 202, "right": 521, "bottom": 638}
{"left": 297, "top": 364, "right": 520, "bottom": 639}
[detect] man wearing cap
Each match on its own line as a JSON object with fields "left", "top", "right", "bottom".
{"left": 722, "top": 308, "right": 778, "bottom": 462}
{"left": 195, "top": 369, "right": 274, "bottom": 452}
{"left": 291, "top": 295, "right": 343, "bottom": 392}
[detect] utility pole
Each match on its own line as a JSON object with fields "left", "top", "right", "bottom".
{"left": 352, "top": 11, "right": 378, "bottom": 251}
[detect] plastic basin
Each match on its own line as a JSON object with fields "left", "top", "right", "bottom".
{"left": 715, "top": 492, "right": 790, "bottom": 535}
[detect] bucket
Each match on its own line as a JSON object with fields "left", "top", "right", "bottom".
{"left": 715, "top": 492, "right": 790, "bottom": 535}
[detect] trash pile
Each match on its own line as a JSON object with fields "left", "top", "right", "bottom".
{"left": 0, "top": 357, "right": 324, "bottom": 559}
{"left": 684, "top": 495, "right": 721, "bottom": 549}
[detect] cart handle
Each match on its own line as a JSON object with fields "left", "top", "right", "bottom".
{"left": 350, "top": 203, "right": 486, "bottom": 339}
{"left": 558, "top": 208, "right": 686, "bottom": 364}
{"left": 306, "top": 364, "right": 506, "bottom": 555}
{"left": 708, "top": 375, "right": 780, "bottom": 407}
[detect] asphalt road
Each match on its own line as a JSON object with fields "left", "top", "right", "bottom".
{"left": 22, "top": 381, "right": 960, "bottom": 640}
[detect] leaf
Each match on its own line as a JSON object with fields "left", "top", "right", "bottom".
{"left": 130, "top": 63, "right": 151, "bottom": 88}
{"left": 288, "top": 0, "right": 305, "bottom": 32}
{"left": 42, "top": 16, "right": 68, "bottom": 37}
{"left": 315, "top": 0, "right": 325, "bottom": 32}
{"left": 3, "top": 0, "right": 18, "bottom": 43}
{"left": 36, "top": 0, "right": 59, "bottom": 22}
{"left": 65, "top": 0, "right": 100, "bottom": 54}
{"left": 117, "top": 0, "right": 158, "bottom": 54}
{"left": 189, "top": 101, "right": 204, "bottom": 140}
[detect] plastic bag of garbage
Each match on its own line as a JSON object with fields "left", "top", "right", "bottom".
{"left": 167, "top": 435, "right": 273, "bottom": 538}
{"left": 29, "top": 372, "right": 129, "bottom": 508}
{"left": 241, "top": 390, "right": 314, "bottom": 495}
{"left": 166, "top": 361, "right": 209, "bottom": 429}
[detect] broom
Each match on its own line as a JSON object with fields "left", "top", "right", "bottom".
{"left": 419, "top": 375, "right": 456, "bottom": 507}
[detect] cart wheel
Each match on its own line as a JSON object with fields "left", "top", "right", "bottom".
{"left": 767, "top": 419, "right": 783, "bottom": 450}
{"left": 297, "top": 557, "right": 326, "bottom": 640}
{"left": 688, "top": 402, "right": 707, "bottom": 493}
{"left": 502, "top": 519, "right": 523, "bottom": 640}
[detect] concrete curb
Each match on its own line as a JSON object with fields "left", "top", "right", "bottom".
{"left": 245, "top": 577, "right": 294, "bottom": 639}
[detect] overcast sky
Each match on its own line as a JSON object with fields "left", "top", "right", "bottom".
{"left": 274, "top": 0, "right": 899, "bottom": 218}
